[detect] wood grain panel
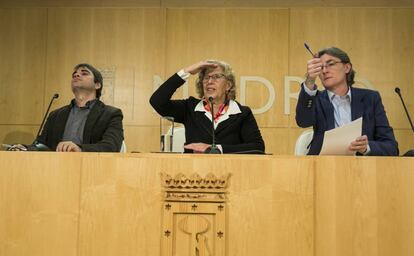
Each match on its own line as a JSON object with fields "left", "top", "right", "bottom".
{"left": 394, "top": 129, "right": 414, "bottom": 156}
{"left": 123, "top": 125, "right": 160, "bottom": 153}
{"left": 0, "top": 0, "right": 160, "bottom": 8}
{"left": 270, "top": 156, "right": 314, "bottom": 256}
{"left": 2, "top": 0, "right": 414, "bottom": 8}
{"left": 376, "top": 157, "right": 414, "bottom": 256}
{"left": 260, "top": 127, "right": 290, "bottom": 155}
{"left": 315, "top": 157, "right": 379, "bottom": 256}
{"left": 1, "top": 7, "right": 413, "bottom": 155}
{"left": 0, "top": 9, "right": 47, "bottom": 124}
{"left": 1, "top": 153, "right": 414, "bottom": 256}
{"left": 78, "top": 154, "right": 163, "bottom": 256}
{"left": 0, "top": 152, "right": 81, "bottom": 256}
{"left": 45, "top": 8, "right": 166, "bottom": 125}
{"left": 164, "top": 9, "right": 289, "bottom": 127}
{"left": 77, "top": 154, "right": 314, "bottom": 256}
{"left": 163, "top": 0, "right": 414, "bottom": 8}
{"left": 315, "top": 156, "right": 414, "bottom": 256}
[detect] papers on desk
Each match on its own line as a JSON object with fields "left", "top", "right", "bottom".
{"left": 320, "top": 117, "right": 362, "bottom": 155}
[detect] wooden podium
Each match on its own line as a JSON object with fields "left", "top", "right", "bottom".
{"left": 0, "top": 152, "right": 413, "bottom": 256}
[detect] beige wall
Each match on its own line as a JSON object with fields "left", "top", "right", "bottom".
{"left": 1, "top": 7, "right": 414, "bottom": 154}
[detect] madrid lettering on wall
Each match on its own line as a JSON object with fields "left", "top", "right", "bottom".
{"left": 153, "top": 75, "right": 374, "bottom": 115}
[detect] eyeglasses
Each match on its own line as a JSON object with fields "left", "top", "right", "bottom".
{"left": 202, "top": 73, "right": 226, "bottom": 82}
{"left": 322, "top": 61, "right": 343, "bottom": 70}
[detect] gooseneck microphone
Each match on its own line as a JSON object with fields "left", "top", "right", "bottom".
{"left": 394, "top": 87, "right": 414, "bottom": 132}
{"left": 204, "top": 96, "right": 221, "bottom": 154}
{"left": 394, "top": 87, "right": 414, "bottom": 156}
{"left": 27, "top": 93, "right": 59, "bottom": 151}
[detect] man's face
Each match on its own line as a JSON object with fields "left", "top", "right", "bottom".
{"left": 319, "top": 54, "right": 351, "bottom": 90}
{"left": 71, "top": 66, "right": 100, "bottom": 94}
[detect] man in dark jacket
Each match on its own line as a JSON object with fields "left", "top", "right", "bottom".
{"left": 14, "top": 63, "right": 124, "bottom": 152}
{"left": 296, "top": 47, "right": 398, "bottom": 156}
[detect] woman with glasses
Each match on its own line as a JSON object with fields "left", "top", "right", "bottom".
{"left": 296, "top": 47, "right": 398, "bottom": 156}
{"left": 150, "top": 60, "right": 265, "bottom": 153}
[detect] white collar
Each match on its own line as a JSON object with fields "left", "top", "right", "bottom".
{"left": 327, "top": 87, "right": 352, "bottom": 102}
{"left": 194, "top": 99, "right": 241, "bottom": 115}
{"left": 195, "top": 100, "right": 242, "bottom": 128}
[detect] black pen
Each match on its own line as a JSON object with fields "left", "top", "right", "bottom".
{"left": 304, "top": 43, "right": 315, "bottom": 57}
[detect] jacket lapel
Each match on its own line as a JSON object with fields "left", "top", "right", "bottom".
{"left": 351, "top": 87, "right": 365, "bottom": 121}
{"left": 54, "top": 105, "right": 71, "bottom": 140}
{"left": 215, "top": 114, "right": 238, "bottom": 134}
{"left": 319, "top": 90, "right": 335, "bottom": 130}
{"left": 194, "top": 111, "right": 214, "bottom": 137}
{"left": 83, "top": 100, "right": 104, "bottom": 143}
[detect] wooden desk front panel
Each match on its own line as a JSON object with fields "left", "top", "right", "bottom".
{"left": 1, "top": 152, "right": 413, "bottom": 256}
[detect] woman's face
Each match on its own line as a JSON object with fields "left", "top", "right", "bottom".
{"left": 202, "top": 67, "right": 230, "bottom": 104}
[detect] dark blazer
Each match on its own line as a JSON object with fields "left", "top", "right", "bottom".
{"left": 38, "top": 99, "right": 124, "bottom": 152}
{"left": 150, "top": 73, "right": 265, "bottom": 153}
{"left": 296, "top": 84, "right": 398, "bottom": 156}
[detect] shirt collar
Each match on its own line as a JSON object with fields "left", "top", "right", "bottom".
{"left": 327, "top": 87, "right": 352, "bottom": 102}
{"left": 194, "top": 99, "right": 241, "bottom": 115}
{"left": 70, "top": 98, "right": 98, "bottom": 109}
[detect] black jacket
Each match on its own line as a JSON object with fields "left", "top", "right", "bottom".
{"left": 38, "top": 99, "right": 124, "bottom": 152}
{"left": 150, "top": 73, "right": 265, "bottom": 153}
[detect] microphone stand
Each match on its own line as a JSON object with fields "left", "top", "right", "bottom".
{"left": 204, "top": 97, "right": 221, "bottom": 154}
{"left": 27, "top": 93, "right": 59, "bottom": 151}
{"left": 395, "top": 87, "right": 414, "bottom": 156}
{"left": 395, "top": 87, "right": 414, "bottom": 132}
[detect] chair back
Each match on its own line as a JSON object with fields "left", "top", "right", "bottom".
{"left": 294, "top": 129, "right": 314, "bottom": 156}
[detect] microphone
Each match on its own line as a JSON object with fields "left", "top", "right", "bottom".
{"left": 27, "top": 93, "right": 59, "bottom": 151}
{"left": 395, "top": 87, "right": 414, "bottom": 132}
{"left": 204, "top": 96, "right": 221, "bottom": 154}
{"left": 394, "top": 87, "right": 414, "bottom": 156}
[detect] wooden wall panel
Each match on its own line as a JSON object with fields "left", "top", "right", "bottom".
{"left": 0, "top": 9, "right": 47, "bottom": 125}
{"left": 2, "top": 0, "right": 414, "bottom": 8}
{"left": 164, "top": 9, "right": 289, "bottom": 128}
{"left": 260, "top": 128, "right": 291, "bottom": 154}
{"left": 0, "top": 152, "right": 81, "bottom": 256}
{"left": 394, "top": 129, "right": 414, "bottom": 156}
{"left": 45, "top": 8, "right": 166, "bottom": 125}
{"left": 123, "top": 125, "right": 160, "bottom": 152}
{"left": 0, "top": 7, "right": 413, "bottom": 154}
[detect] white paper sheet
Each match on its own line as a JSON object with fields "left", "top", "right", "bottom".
{"left": 319, "top": 117, "right": 363, "bottom": 155}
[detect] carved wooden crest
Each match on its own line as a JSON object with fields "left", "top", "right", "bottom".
{"left": 161, "top": 172, "right": 231, "bottom": 256}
